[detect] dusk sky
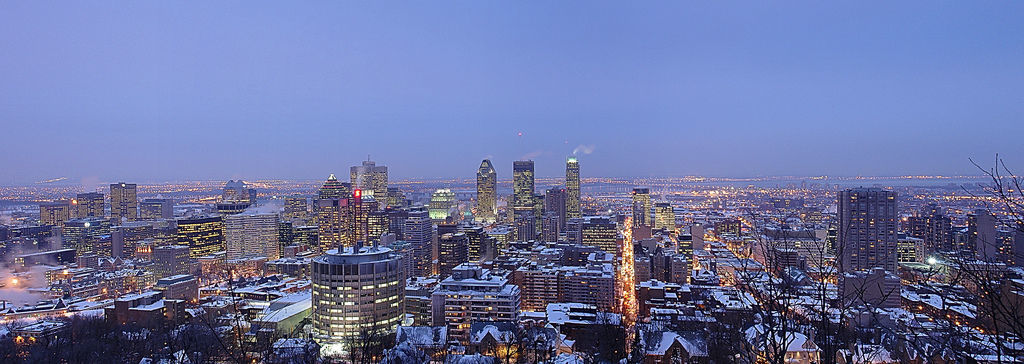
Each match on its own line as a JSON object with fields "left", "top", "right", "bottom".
{"left": 1, "top": 2, "right": 1022, "bottom": 184}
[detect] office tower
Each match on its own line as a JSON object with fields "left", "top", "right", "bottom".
{"left": 386, "top": 187, "right": 407, "bottom": 209}
{"left": 404, "top": 207, "right": 435, "bottom": 276}
{"left": 431, "top": 263, "right": 520, "bottom": 344}
{"left": 459, "top": 224, "right": 495, "bottom": 262}
{"left": 566, "top": 157, "right": 581, "bottom": 219}
{"left": 315, "top": 197, "right": 353, "bottom": 252}
{"left": 224, "top": 212, "right": 280, "bottom": 260}
{"left": 512, "top": 161, "right": 535, "bottom": 214}
{"left": 311, "top": 245, "right": 405, "bottom": 355}
{"left": 907, "top": 203, "right": 952, "bottom": 254}
{"left": 283, "top": 196, "right": 309, "bottom": 224}
{"left": 387, "top": 208, "right": 409, "bottom": 240}
{"left": 542, "top": 213, "right": 561, "bottom": 242}
{"left": 690, "top": 223, "right": 705, "bottom": 251}
{"left": 40, "top": 200, "right": 73, "bottom": 227}
{"left": 564, "top": 218, "right": 583, "bottom": 245}
{"left": 351, "top": 190, "right": 379, "bottom": 243}
{"left": 140, "top": 198, "right": 174, "bottom": 220}
{"left": 176, "top": 216, "right": 225, "bottom": 259}
{"left": 318, "top": 174, "right": 352, "bottom": 200}
{"left": 75, "top": 192, "right": 105, "bottom": 218}
{"left": 581, "top": 216, "right": 619, "bottom": 254}
{"left": 350, "top": 159, "right": 388, "bottom": 208}
{"left": 429, "top": 189, "right": 455, "bottom": 222}
{"left": 152, "top": 245, "right": 190, "bottom": 279}
{"left": 514, "top": 209, "right": 536, "bottom": 241}
{"left": 292, "top": 225, "right": 319, "bottom": 250}
{"left": 969, "top": 209, "right": 1000, "bottom": 261}
{"left": 475, "top": 159, "right": 498, "bottom": 224}
{"left": 438, "top": 232, "right": 469, "bottom": 278}
{"left": 109, "top": 182, "right": 138, "bottom": 223}
{"left": 653, "top": 202, "right": 675, "bottom": 231}
{"left": 631, "top": 188, "right": 652, "bottom": 228}
{"left": 63, "top": 218, "right": 112, "bottom": 257}
{"left": 544, "top": 188, "right": 567, "bottom": 232}
{"left": 111, "top": 221, "right": 155, "bottom": 258}
{"left": 368, "top": 210, "right": 390, "bottom": 244}
{"left": 837, "top": 188, "right": 898, "bottom": 273}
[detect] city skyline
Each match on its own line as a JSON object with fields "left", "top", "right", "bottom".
{"left": 2, "top": 2, "right": 1024, "bottom": 184}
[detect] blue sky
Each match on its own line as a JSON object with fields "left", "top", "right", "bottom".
{"left": 1, "top": 2, "right": 1022, "bottom": 184}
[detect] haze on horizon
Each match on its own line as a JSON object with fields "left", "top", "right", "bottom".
{"left": 1, "top": 2, "right": 1022, "bottom": 185}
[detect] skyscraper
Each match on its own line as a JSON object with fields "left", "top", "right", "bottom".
{"left": 566, "top": 157, "right": 581, "bottom": 219}
{"left": 75, "top": 192, "right": 105, "bottom": 218}
{"left": 969, "top": 209, "right": 999, "bottom": 261}
{"left": 350, "top": 159, "right": 388, "bottom": 208}
{"left": 140, "top": 198, "right": 174, "bottom": 220}
{"left": 429, "top": 189, "right": 455, "bottom": 222}
{"left": 438, "top": 232, "right": 469, "bottom": 278}
{"left": 217, "top": 180, "right": 256, "bottom": 215}
{"left": 224, "top": 211, "right": 280, "bottom": 260}
{"left": 404, "top": 207, "right": 435, "bottom": 277}
{"left": 512, "top": 160, "right": 535, "bottom": 213}
{"left": 837, "top": 188, "right": 898, "bottom": 273}
{"left": 312, "top": 245, "right": 404, "bottom": 355}
{"left": 283, "top": 196, "right": 309, "bottom": 224}
{"left": 907, "top": 203, "right": 952, "bottom": 255}
{"left": 581, "top": 216, "right": 619, "bottom": 254}
{"left": 653, "top": 202, "right": 675, "bottom": 231}
{"left": 176, "top": 216, "right": 225, "bottom": 259}
{"left": 475, "top": 159, "right": 497, "bottom": 224}
{"left": 544, "top": 188, "right": 567, "bottom": 232}
{"left": 315, "top": 197, "right": 353, "bottom": 252}
{"left": 318, "top": 174, "right": 351, "bottom": 200}
{"left": 39, "top": 200, "right": 73, "bottom": 227}
{"left": 109, "top": 182, "right": 138, "bottom": 223}
{"left": 631, "top": 188, "right": 652, "bottom": 228}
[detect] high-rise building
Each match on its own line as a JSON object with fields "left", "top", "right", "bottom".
{"left": 140, "top": 198, "right": 174, "bottom": 220}
{"left": 581, "top": 216, "right": 619, "bottom": 254}
{"left": 969, "top": 209, "right": 1000, "bottom": 261}
{"left": 837, "top": 188, "right": 898, "bottom": 273}
{"left": 109, "top": 182, "right": 138, "bottom": 223}
{"left": 653, "top": 202, "right": 675, "bottom": 231}
{"left": 631, "top": 188, "right": 652, "bottom": 228}
{"left": 459, "top": 224, "right": 496, "bottom": 262}
{"left": 431, "top": 263, "right": 520, "bottom": 344}
{"left": 40, "top": 200, "right": 73, "bottom": 227}
{"left": 283, "top": 196, "right": 309, "bottom": 224}
{"left": 315, "top": 197, "right": 353, "bottom": 252}
{"left": 176, "top": 216, "right": 225, "bottom": 259}
{"left": 386, "top": 187, "right": 407, "bottom": 209}
{"left": 541, "top": 213, "right": 561, "bottom": 242}
{"left": 75, "top": 192, "right": 105, "bottom": 218}
{"left": 566, "top": 157, "right": 581, "bottom": 219}
{"left": 311, "top": 245, "right": 404, "bottom": 355}
{"left": 224, "top": 212, "right": 280, "bottom": 260}
{"left": 404, "top": 207, "right": 434, "bottom": 277}
{"left": 512, "top": 161, "right": 535, "bottom": 213}
{"left": 351, "top": 190, "right": 379, "bottom": 243}
{"left": 63, "top": 218, "right": 112, "bottom": 257}
{"left": 544, "top": 188, "right": 567, "bottom": 232}
{"left": 152, "top": 245, "right": 190, "bottom": 279}
{"left": 907, "top": 203, "right": 952, "bottom": 254}
{"left": 475, "top": 159, "right": 498, "bottom": 224}
{"left": 318, "top": 174, "right": 352, "bottom": 200}
{"left": 514, "top": 209, "right": 536, "bottom": 241}
{"left": 111, "top": 221, "right": 155, "bottom": 258}
{"left": 438, "top": 232, "right": 469, "bottom": 278}
{"left": 350, "top": 160, "right": 388, "bottom": 208}
{"left": 429, "top": 189, "right": 455, "bottom": 222}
